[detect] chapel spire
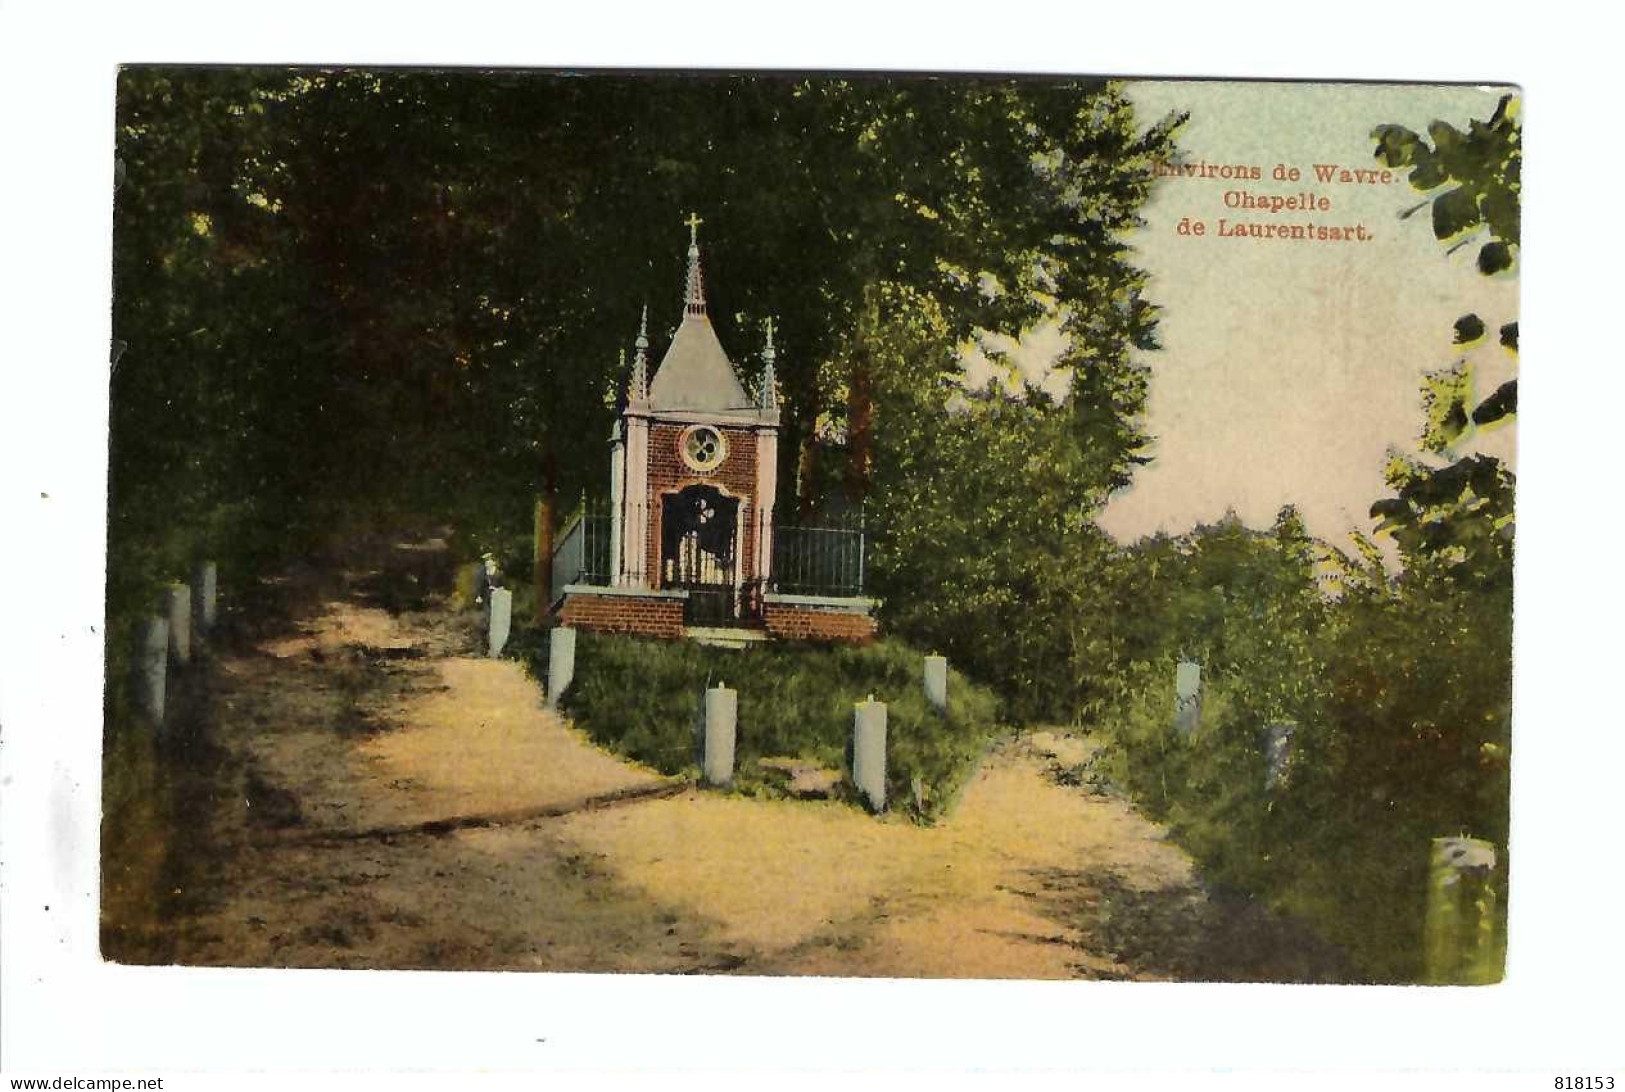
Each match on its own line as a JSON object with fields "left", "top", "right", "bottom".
{"left": 629, "top": 304, "right": 650, "bottom": 400}
{"left": 683, "top": 211, "right": 706, "bottom": 318}
{"left": 643, "top": 214, "right": 751, "bottom": 415}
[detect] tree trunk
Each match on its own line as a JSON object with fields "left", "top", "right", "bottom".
{"left": 843, "top": 285, "right": 881, "bottom": 507}
{"left": 534, "top": 447, "right": 558, "bottom": 618}
{"left": 796, "top": 432, "right": 819, "bottom": 520}
{"left": 845, "top": 359, "right": 874, "bottom": 505}
{"left": 534, "top": 492, "right": 554, "bottom": 618}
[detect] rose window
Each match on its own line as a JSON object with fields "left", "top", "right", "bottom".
{"left": 681, "top": 426, "right": 726, "bottom": 472}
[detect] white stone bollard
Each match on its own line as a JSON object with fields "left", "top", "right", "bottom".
{"left": 923, "top": 654, "right": 949, "bottom": 713}
{"left": 1173, "top": 660, "right": 1202, "bottom": 736}
{"left": 164, "top": 583, "right": 192, "bottom": 668}
{"left": 191, "top": 561, "right": 218, "bottom": 653}
{"left": 703, "top": 682, "right": 738, "bottom": 787}
{"left": 1264, "top": 721, "right": 1297, "bottom": 791}
{"left": 487, "top": 587, "right": 513, "bottom": 658}
{"left": 137, "top": 616, "right": 169, "bottom": 724}
{"left": 1424, "top": 836, "right": 1503, "bottom": 984}
{"left": 546, "top": 625, "right": 577, "bottom": 709}
{"left": 853, "top": 695, "right": 888, "bottom": 813}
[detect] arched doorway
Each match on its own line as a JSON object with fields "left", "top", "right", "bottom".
{"left": 660, "top": 483, "right": 743, "bottom": 624}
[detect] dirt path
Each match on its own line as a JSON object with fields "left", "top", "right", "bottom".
{"left": 104, "top": 532, "right": 1346, "bottom": 981}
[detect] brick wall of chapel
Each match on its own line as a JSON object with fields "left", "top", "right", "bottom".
{"left": 558, "top": 591, "right": 687, "bottom": 639}
{"left": 762, "top": 603, "right": 879, "bottom": 644}
{"left": 644, "top": 421, "right": 762, "bottom": 584}
{"left": 559, "top": 592, "right": 876, "bottom": 644}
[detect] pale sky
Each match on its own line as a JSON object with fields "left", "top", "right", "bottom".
{"left": 1062, "top": 81, "right": 1519, "bottom": 548}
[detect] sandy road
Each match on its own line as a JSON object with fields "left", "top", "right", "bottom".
{"left": 102, "top": 534, "right": 1346, "bottom": 981}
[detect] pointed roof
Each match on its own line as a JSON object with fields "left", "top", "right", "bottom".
{"left": 647, "top": 216, "right": 755, "bottom": 417}
{"left": 648, "top": 319, "right": 753, "bottom": 413}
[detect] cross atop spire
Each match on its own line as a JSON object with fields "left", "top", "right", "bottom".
{"left": 641, "top": 215, "right": 753, "bottom": 416}
{"left": 682, "top": 214, "right": 706, "bottom": 318}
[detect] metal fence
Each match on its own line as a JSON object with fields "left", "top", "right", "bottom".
{"left": 771, "top": 519, "right": 865, "bottom": 598}
{"left": 552, "top": 499, "right": 865, "bottom": 602}
{"left": 550, "top": 508, "right": 614, "bottom": 603}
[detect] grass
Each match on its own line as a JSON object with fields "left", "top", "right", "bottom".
{"left": 516, "top": 629, "right": 1004, "bottom": 823}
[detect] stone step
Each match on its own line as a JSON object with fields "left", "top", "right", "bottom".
{"left": 683, "top": 625, "right": 771, "bottom": 649}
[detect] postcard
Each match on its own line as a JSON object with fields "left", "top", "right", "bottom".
{"left": 101, "top": 70, "right": 1517, "bottom": 985}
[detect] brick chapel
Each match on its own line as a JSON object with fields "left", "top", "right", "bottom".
{"left": 549, "top": 217, "right": 877, "bottom": 645}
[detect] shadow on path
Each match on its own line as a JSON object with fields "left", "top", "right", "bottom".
{"left": 1019, "top": 864, "right": 1353, "bottom": 983}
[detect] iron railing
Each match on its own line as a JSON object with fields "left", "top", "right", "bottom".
{"left": 551, "top": 499, "right": 866, "bottom": 604}
{"left": 549, "top": 508, "right": 614, "bottom": 604}
{"left": 771, "top": 518, "right": 866, "bottom": 598}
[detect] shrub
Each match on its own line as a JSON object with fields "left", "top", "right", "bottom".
{"left": 1093, "top": 585, "right": 1511, "bottom": 984}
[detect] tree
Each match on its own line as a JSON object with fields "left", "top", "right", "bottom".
{"left": 1360, "top": 94, "right": 1519, "bottom": 820}
{"left": 110, "top": 68, "right": 1183, "bottom": 583}
{"left": 1366, "top": 95, "right": 1519, "bottom": 592}
{"left": 1372, "top": 93, "right": 1520, "bottom": 486}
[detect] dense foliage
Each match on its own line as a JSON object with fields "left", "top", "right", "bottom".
{"left": 1086, "top": 509, "right": 1510, "bottom": 981}
{"left": 109, "top": 67, "right": 1180, "bottom": 708}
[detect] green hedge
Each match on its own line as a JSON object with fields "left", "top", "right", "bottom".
{"left": 1093, "top": 654, "right": 1507, "bottom": 983}
{"left": 518, "top": 629, "right": 1003, "bottom": 822}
